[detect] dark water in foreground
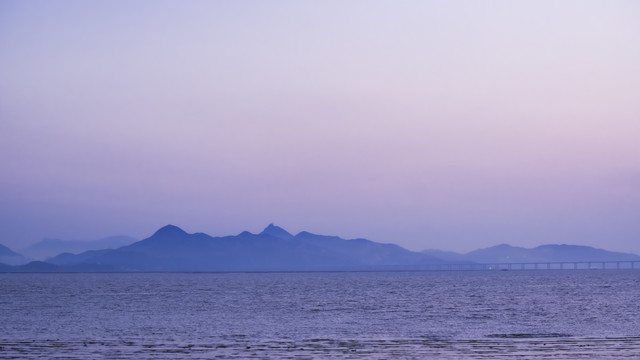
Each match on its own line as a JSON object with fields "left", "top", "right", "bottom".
{"left": 1, "top": 271, "right": 639, "bottom": 359}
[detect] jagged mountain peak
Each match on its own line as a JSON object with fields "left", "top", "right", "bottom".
{"left": 260, "top": 224, "right": 293, "bottom": 238}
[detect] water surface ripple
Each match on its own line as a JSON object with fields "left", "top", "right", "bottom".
{"left": 1, "top": 271, "right": 639, "bottom": 358}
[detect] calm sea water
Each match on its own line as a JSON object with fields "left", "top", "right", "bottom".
{"left": 1, "top": 271, "right": 639, "bottom": 359}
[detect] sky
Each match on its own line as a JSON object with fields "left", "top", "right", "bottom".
{"left": 1, "top": 1, "right": 639, "bottom": 254}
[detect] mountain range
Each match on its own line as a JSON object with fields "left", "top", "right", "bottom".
{"left": 1, "top": 224, "right": 639, "bottom": 272}
{"left": 20, "top": 224, "right": 444, "bottom": 271}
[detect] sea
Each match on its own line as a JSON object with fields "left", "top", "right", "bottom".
{"left": 1, "top": 270, "right": 639, "bottom": 359}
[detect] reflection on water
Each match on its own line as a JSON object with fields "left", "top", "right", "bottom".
{"left": 1, "top": 271, "right": 639, "bottom": 358}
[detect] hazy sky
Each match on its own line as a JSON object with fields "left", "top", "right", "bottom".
{"left": 1, "top": 1, "right": 639, "bottom": 253}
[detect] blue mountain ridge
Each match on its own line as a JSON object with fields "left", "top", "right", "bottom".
{"left": 43, "top": 224, "right": 445, "bottom": 271}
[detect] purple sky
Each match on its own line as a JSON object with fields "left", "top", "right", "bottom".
{"left": 1, "top": 1, "right": 639, "bottom": 254}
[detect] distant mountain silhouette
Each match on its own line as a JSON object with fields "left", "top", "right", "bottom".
{"left": 0, "top": 243, "right": 26, "bottom": 265}
{"left": 21, "top": 235, "right": 137, "bottom": 260}
{"left": 3, "top": 226, "right": 639, "bottom": 272}
{"left": 423, "top": 244, "right": 640, "bottom": 263}
{"left": 45, "top": 224, "right": 444, "bottom": 271}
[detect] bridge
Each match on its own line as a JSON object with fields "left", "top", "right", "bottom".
{"left": 437, "top": 260, "right": 639, "bottom": 271}
{"left": 354, "top": 260, "right": 640, "bottom": 271}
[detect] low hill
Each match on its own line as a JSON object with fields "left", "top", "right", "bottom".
{"left": 423, "top": 244, "right": 640, "bottom": 263}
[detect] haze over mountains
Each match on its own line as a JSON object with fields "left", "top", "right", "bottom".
{"left": 1, "top": 225, "right": 639, "bottom": 272}
{"left": 20, "top": 236, "right": 137, "bottom": 261}
{"left": 0, "top": 243, "right": 26, "bottom": 266}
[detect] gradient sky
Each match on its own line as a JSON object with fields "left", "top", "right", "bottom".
{"left": 1, "top": 1, "right": 639, "bottom": 254}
